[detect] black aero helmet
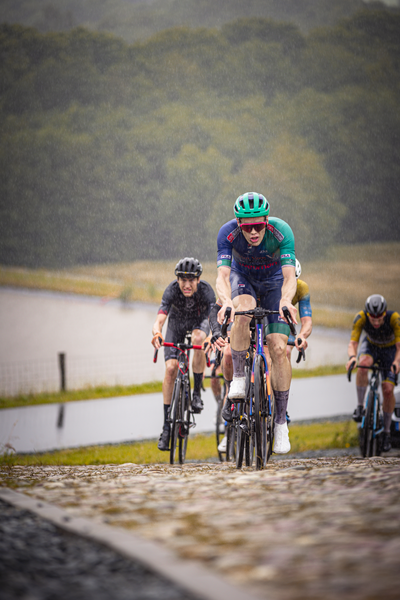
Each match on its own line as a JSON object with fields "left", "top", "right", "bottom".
{"left": 365, "top": 294, "right": 387, "bottom": 317}
{"left": 174, "top": 257, "right": 203, "bottom": 277}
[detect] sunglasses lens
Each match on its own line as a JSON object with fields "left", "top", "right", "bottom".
{"left": 241, "top": 223, "right": 265, "bottom": 233}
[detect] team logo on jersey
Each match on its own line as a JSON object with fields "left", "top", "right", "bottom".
{"left": 281, "top": 253, "right": 290, "bottom": 258}
{"left": 227, "top": 226, "right": 241, "bottom": 243}
{"left": 267, "top": 224, "right": 284, "bottom": 242}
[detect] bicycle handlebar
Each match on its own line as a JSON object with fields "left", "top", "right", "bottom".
{"left": 348, "top": 362, "right": 399, "bottom": 385}
{"left": 153, "top": 339, "right": 205, "bottom": 364}
{"left": 234, "top": 305, "right": 305, "bottom": 362}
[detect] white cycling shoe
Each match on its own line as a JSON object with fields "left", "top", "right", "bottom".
{"left": 228, "top": 376, "right": 246, "bottom": 400}
{"left": 218, "top": 435, "right": 227, "bottom": 452}
{"left": 273, "top": 422, "right": 291, "bottom": 454}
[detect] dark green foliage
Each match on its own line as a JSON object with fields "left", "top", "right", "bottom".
{"left": 0, "top": 8, "right": 400, "bottom": 268}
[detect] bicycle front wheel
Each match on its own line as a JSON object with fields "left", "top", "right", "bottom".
{"left": 266, "top": 391, "right": 275, "bottom": 462}
{"left": 360, "top": 390, "right": 375, "bottom": 458}
{"left": 178, "top": 381, "right": 191, "bottom": 464}
{"left": 254, "top": 355, "right": 267, "bottom": 470}
{"left": 170, "top": 379, "right": 183, "bottom": 464}
{"left": 226, "top": 420, "right": 237, "bottom": 463}
{"left": 216, "top": 394, "right": 225, "bottom": 462}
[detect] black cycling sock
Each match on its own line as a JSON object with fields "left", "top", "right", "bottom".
{"left": 273, "top": 390, "right": 290, "bottom": 425}
{"left": 193, "top": 372, "right": 203, "bottom": 394}
{"left": 163, "top": 403, "right": 170, "bottom": 426}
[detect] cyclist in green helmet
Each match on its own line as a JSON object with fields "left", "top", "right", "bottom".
{"left": 215, "top": 192, "right": 297, "bottom": 454}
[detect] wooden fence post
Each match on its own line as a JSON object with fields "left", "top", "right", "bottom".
{"left": 58, "top": 352, "right": 66, "bottom": 392}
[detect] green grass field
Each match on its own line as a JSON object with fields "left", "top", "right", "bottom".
{"left": 0, "top": 420, "right": 359, "bottom": 466}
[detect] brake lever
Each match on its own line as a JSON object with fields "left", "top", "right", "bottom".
{"left": 282, "top": 306, "right": 296, "bottom": 337}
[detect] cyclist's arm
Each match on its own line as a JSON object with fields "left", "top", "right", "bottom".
{"left": 346, "top": 340, "right": 359, "bottom": 371}
{"left": 216, "top": 266, "right": 235, "bottom": 325}
{"left": 392, "top": 341, "right": 400, "bottom": 374}
{"left": 296, "top": 287, "right": 312, "bottom": 349}
{"left": 279, "top": 265, "right": 297, "bottom": 324}
{"left": 346, "top": 311, "right": 365, "bottom": 369}
{"left": 208, "top": 300, "right": 228, "bottom": 351}
{"left": 296, "top": 316, "right": 312, "bottom": 350}
{"left": 151, "top": 313, "right": 167, "bottom": 349}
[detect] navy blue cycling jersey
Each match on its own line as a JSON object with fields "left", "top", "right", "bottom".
{"left": 217, "top": 217, "right": 296, "bottom": 279}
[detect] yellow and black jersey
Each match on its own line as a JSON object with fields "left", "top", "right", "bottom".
{"left": 350, "top": 310, "right": 400, "bottom": 348}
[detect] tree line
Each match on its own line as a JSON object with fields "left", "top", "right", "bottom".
{"left": 1, "top": 8, "right": 400, "bottom": 268}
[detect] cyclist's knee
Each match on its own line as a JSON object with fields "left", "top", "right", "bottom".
{"left": 191, "top": 329, "right": 206, "bottom": 346}
{"left": 267, "top": 334, "right": 287, "bottom": 363}
{"left": 382, "top": 381, "right": 395, "bottom": 399}
{"left": 165, "top": 360, "right": 178, "bottom": 380}
{"left": 358, "top": 355, "right": 373, "bottom": 367}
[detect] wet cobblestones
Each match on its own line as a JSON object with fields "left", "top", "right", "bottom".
{"left": 1, "top": 455, "right": 400, "bottom": 600}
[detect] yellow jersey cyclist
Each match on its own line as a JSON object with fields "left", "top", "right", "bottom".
{"left": 346, "top": 294, "right": 400, "bottom": 452}
{"left": 287, "top": 259, "right": 313, "bottom": 364}
{"left": 151, "top": 257, "right": 216, "bottom": 451}
{"left": 215, "top": 192, "right": 297, "bottom": 454}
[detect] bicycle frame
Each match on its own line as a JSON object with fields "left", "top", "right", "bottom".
{"left": 251, "top": 316, "right": 273, "bottom": 422}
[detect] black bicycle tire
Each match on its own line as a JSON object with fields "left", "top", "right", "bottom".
{"left": 362, "top": 390, "right": 375, "bottom": 458}
{"left": 178, "top": 379, "right": 190, "bottom": 464}
{"left": 371, "top": 393, "right": 383, "bottom": 457}
{"left": 254, "top": 355, "right": 267, "bottom": 469}
{"left": 216, "top": 394, "right": 225, "bottom": 462}
{"left": 236, "top": 403, "right": 245, "bottom": 468}
{"left": 226, "top": 421, "right": 236, "bottom": 462}
{"left": 169, "top": 379, "right": 182, "bottom": 465}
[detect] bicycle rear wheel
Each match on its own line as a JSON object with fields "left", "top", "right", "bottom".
{"left": 170, "top": 379, "right": 183, "bottom": 464}
{"left": 254, "top": 355, "right": 267, "bottom": 469}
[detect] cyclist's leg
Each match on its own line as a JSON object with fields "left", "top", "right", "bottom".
{"left": 353, "top": 338, "right": 374, "bottom": 421}
{"left": 210, "top": 361, "right": 223, "bottom": 402}
{"left": 220, "top": 345, "right": 234, "bottom": 422}
{"left": 286, "top": 333, "right": 295, "bottom": 377}
{"left": 381, "top": 345, "right": 397, "bottom": 451}
{"left": 229, "top": 271, "right": 256, "bottom": 399}
{"left": 262, "top": 275, "right": 291, "bottom": 454}
{"left": 191, "top": 320, "right": 209, "bottom": 412}
{"left": 158, "top": 321, "right": 183, "bottom": 451}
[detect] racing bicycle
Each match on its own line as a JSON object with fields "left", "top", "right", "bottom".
{"left": 153, "top": 333, "right": 206, "bottom": 464}
{"left": 228, "top": 305, "right": 298, "bottom": 470}
{"left": 348, "top": 362, "right": 398, "bottom": 457}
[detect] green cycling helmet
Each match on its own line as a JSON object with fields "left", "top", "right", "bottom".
{"left": 234, "top": 192, "right": 270, "bottom": 219}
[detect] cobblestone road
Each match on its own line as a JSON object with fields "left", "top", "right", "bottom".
{"left": 2, "top": 455, "right": 400, "bottom": 600}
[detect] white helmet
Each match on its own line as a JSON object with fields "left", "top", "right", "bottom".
{"left": 295, "top": 259, "right": 301, "bottom": 279}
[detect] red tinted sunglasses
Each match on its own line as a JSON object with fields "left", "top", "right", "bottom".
{"left": 239, "top": 222, "right": 266, "bottom": 233}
